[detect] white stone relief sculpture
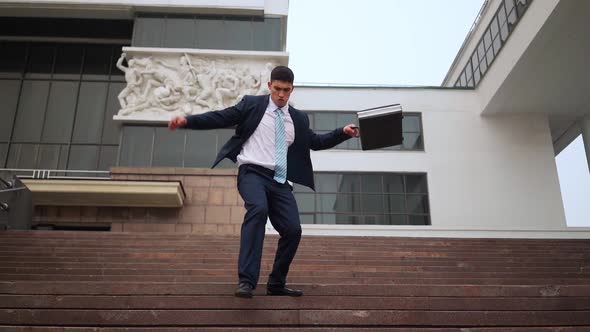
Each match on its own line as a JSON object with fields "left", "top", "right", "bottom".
{"left": 114, "top": 49, "right": 286, "bottom": 122}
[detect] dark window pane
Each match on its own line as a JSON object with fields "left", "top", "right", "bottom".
{"left": 0, "top": 80, "right": 21, "bottom": 141}
{"left": 53, "top": 44, "right": 83, "bottom": 79}
{"left": 293, "top": 183, "right": 313, "bottom": 193}
{"left": 406, "top": 175, "right": 428, "bottom": 193}
{"left": 164, "top": 17, "right": 195, "bottom": 48}
{"left": 119, "top": 126, "right": 153, "bottom": 167}
{"left": 25, "top": 44, "right": 54, "bottom": 79}
{"left": 314, "top": 113, "right": 336, "bottom": 131}
{"left": 335, "top": 214, "right": 361, "bottom": 225}
{"left": 490, "top": 17, "right": 499, "bottom": 38}
{"left": 73, "top": 82, "right": 108, "bottom": 144}
{"left": 336, "top": 112, "right": 356, "bottom": 127}
{"left": 195, "top": 17, "right": 225, "bottom": 49}
{"left": 98, "top": 145, "right": 118, "bottom": 171}
{"left": 7, "top": 144, "right": 39, "bottom": 168}
{"left": 82, "top": 45, "right": 112, "bottom": 80}
{"left": 38, "top": 144, "right": 63, "bottom": 169}
{"left": 152, "top": 127, "right": 184, "bottom": 167}
{"left": 315, "top": 173, "right": 340, "bottom": 192}
{"left": 68, "top": 145, "right": 99, "bottom": 170}
{"left": 254, "top": 18, "right": 281, "bottom": 51}
{"left": 0, "top": 144, "right": 8, "bottom": 167}
{"left": 300, "top": 214, "right": 314, "bottom": 224}
{"left": 383, "top": 174, "right": 404, "bottom": 193}
{"left": 294, "top": 193, "right": 314, "bottom": 213}
{"left": 110, "top": 46, "right": 125, "bottom": 81}
{"left": 403, "top": 132, "right": 423, "bottom": 150}
{"left": 385, "top": 214, "right": 408, "bottom": 225}
{"left": 317, "top": 193, "right": 361, "bottom": 213}
{"left": 102, "top": 83, "right": 125, "bottom": 144}
{"left": 224, "top": 17, "right": 252, "bottom": 50}
{"left": 493, "top": 36, "right": 502, "bottom": 56}
{"left": 361, "top": 174, "right": 382, "bottom": 193}
{"left": 42, "top": 81, "right": 79, "bottom": 144}
{"left": 13, "top": 80, "right": 50, "bottom": 143}
{"left": 185, "top": 130, "right": 217, "bottom": 167}
{"left": 408, "top": 215, "right": 430, "bottom": 225}
{"left": 385, "top": 194, "right": 405, "bottom": 214}
{"left": 362, "top": 194, "right": 384, "bottom": 213}
{"left": 317, "top": 213, "right": 336, "bottom": 225}
{"left": 133, "top": 17, "right": 165, "bottom": 47}
{"left": 484, "top": 30, "right": 493, "bottom": 51}
{"left": 403, "top": 115, "right": 421, "bottom": 132}
{"left": 339, "top": 174, "right": 361, "bottom": 192}
{"left": 0, "top": 42, "right": 27, "bottom": 78}
{"left": 216, "top": 129, "right": 237, "bottom": 169}
{"left": 407, "top": 195, "right": 430, "bottom": 214}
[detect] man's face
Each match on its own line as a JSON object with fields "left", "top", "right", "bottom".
{"left": 268, "top": 80, "right": 293, "bottom": 108}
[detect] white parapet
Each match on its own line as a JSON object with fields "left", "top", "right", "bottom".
{"left": 113, "top": 47, "right": 289, "bottom": 123}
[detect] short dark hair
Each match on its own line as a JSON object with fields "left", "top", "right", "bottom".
{"left": 270, "top": 66, "right": 294, "bottom": 83}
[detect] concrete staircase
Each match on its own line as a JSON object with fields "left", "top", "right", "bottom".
{"left": 0, "top": 230, "right": 589, "bottom": 330}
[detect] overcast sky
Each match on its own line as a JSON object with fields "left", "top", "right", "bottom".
{"left": 286, "top": 0, "right": 589, "bottom": 227}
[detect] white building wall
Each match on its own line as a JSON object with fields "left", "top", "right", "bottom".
{"left": 292, "top": 87, "right": 568, "bottom": 235}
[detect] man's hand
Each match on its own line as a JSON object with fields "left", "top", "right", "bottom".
{"left": 343, "top": 124, "right": 360, "bottom": 137}
{"left": 168, "top": 115, "right": 187, "bottom": 131}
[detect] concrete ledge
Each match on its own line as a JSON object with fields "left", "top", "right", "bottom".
{"left": 22, "top": 179, "right": 185, "bottom": 208}
{"left": 272, "top": 225, "right": 590, "bottom": 239}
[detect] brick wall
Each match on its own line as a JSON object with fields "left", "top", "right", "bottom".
{"left": 33, "top": 167, "right": 245, "bottom": 235}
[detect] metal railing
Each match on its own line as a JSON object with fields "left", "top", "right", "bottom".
{"left": 0, "top": 168, "right": 110, "bottom": 180}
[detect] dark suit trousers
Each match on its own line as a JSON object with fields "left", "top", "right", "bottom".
{"left": 236, "top": 164, "right": 302, "bottom": 289}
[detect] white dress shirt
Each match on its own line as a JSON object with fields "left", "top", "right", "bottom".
{"left": 237, "top": 97, "right": 295, "bottom": 170}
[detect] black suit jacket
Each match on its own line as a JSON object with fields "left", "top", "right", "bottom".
{"left": 184, "top": 94, "right": 351, "bottom": 190}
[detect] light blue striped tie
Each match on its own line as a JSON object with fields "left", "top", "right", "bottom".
{"left": 274, "top": 108, "right": 287, "bottom": 184}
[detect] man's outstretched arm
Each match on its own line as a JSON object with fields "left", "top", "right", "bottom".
{"left": 308, "top": 124, "right": 359, "bottom": 151}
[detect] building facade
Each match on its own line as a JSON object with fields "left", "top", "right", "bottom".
{"left": 0, "top": 0, "right": 588, "bottom": 238}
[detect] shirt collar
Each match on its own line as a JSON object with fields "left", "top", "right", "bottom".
{"left": 268, "top": 96, "right": 288, "bottom": 114}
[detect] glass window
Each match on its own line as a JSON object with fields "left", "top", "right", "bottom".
{"left": 362, "top": 194, "right": 384, "bottom": 213}
{"left": 42, "top": 81, "right": 79, "bottom": 144}
{"left": 408, "top": 215, "right": 429, "bottom": 226}
{"left": 12, "top": 80, "right": 50, "bottom": 143}
{"left": 0, "top": 42, "right": 27, "bottom": 78}
{"left": 224, "top": 17, "right": 253, "bottom": 51}
{"left": 314, "top": 113, "right": 336, "bottom": 131}
{"left": 383, "top": 174, "right": 403, "bottom": 193}
{"left": 133, "top": 17, "right": 165, "bottom": 47}
{"left": 315, "top": 173, "right": 340, "bottom": 192}
{"left": 294, "top": 193, "right": 315, "bottom": 213}
{"left": 25, "top": 44, "right": 54, "bottom": 79}
{"left": 406, "top": 174, "right": 428, "bottom": 193}
{"left": 406, "top": 194, "right": 429, "bottom": 214}
{"left": 0, "top": 144, "right": 7, "bottom": 167}
{"left": 164, "top": 17, "right": 195, "bottom": 48}
{"left": 53, "top": 44, "right": 83, "bottom": 79}
{"left": 119, "top": 126, "right": 153, "bottom": 167}
{"left": 0, "top": 80, "right": 21, "bottom": 141}
{"left": 195, "top": 17, "right": 226, "bottom": 50}
{"left": 7, "top": 143, "right": 39, "bottom": 169}
{"left": 152, "top": 127, "right": 185, "bottom": 167}
{"left": 184, "top": 130, "right": 217, "bottom": 168}
{"left": 73, "top": 82, "right": 108, "bottom": 144}
{"left": 98, "top": 145, "right": 118, "bottom": 171}
{"left": 299, "top": 214, "right": 314, "bottom": 224}
{"left": 82, "top": 45, "right": 112, "bottom": 80}
{"left": 361, "top": 174, "right": 382, "bottom": 193}
{"left": 38, "top": 144, "right": 63, "bottom": 169}
{"left": 484, "top": 30, "right": 493, "bottom": 51}
{"left": 385, "top": 194, "right": 405, "bottom": 214}
{"left": 403, "top": 132, "right": 423, "bottom": 150}
{"left": 490, "top": 17, "right": 500, "bottom": 39}
{"left": 102, "top": 83, "right": 125, "bottom": 145}
{"left": 68, "top": 145, "right": 99, "bottom": 170}
{"left": 216, "top": 129, "right": 237, "bottom": 169}
{"left": 493, "top": 36, "right": 502, "bottom": 56}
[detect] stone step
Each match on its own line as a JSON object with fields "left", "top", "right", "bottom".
{"left": 0, "top": 281, "right": 587, "bottom": 296}
{"left": 2, "top": 309, "right": 590, "bottom": 326}
{"left": 3, "top": 294, "right": 590, "bottom": 311}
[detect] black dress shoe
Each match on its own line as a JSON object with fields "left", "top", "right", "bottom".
{"left": 266, "top": 286, "right": 303, "bottom": 297}
{"left": 234, "top": 282, "right": 254, "bottom": 298}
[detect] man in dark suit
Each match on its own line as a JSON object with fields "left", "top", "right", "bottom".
{"left": 169, "top": 66, "right": 359, "bottom": 298}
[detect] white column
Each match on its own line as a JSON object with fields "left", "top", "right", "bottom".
{"left": 581, "top": 113, "right": 590, "bottom": 173}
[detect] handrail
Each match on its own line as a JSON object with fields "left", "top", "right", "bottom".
{"left": 0, "top": 168, "right": 110, "bottom": 180}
